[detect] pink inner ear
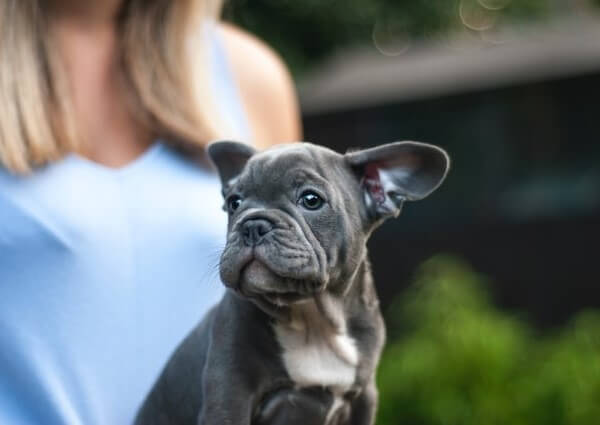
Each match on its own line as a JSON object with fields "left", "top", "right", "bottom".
{"left": 364, "top": 163, "right": 386, "bottom": 204}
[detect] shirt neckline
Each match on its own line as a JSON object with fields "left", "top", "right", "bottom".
{"left": 65, "top": 142, "right": 164, "bottom": 176}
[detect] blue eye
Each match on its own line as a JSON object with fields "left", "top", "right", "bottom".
{"left": 299, "top": 191, "right": 324, "bottom": 210}
{"left": 227, "top": 195, "right": 242, "bottom": 213}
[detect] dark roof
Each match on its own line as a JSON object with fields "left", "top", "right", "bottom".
{"left": 298, "top": 19, "right": 600, "bottom": 114}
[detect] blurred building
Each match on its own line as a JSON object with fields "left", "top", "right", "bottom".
{"left": 299, "top": 20, "right": 600, "bottom": 327}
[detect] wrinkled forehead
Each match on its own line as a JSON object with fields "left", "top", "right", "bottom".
{"left": 239, "top": 144, "right": 340, "bottom": 189}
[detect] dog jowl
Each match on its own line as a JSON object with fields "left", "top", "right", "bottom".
{"left": 135, "top": 140, "right": 449, "bottom": 425}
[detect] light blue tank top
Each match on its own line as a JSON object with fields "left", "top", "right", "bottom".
{"left": 0, "top": 27, "right": 248, "bottom": 425}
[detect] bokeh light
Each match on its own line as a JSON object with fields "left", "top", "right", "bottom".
{"left": 459, "top": 0, "right": 498, "bottom": 31}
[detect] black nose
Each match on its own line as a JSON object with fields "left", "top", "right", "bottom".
{"left": 241, "top": 218, "right": 273, "bottom": 246}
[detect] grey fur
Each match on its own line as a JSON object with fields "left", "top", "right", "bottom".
{"left": 135, "top": 141, "right": 449, "bottom": 425}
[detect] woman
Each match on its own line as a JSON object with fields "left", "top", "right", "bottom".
{"left": 0, "top": 1, "right": 329, "bottom": 424}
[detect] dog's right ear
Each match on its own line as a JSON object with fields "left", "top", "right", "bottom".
{"left": 207, "top": 140, "right": 256, "bottom": 189}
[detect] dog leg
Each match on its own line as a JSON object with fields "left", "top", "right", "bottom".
{"left": 349, "top": 383, "right": 377, "bottom": 425}
{"left": 254, "top": 387, "right": 335, "bottom": 425}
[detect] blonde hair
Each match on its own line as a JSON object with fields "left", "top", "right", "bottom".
{"left": 0, "top": 0, "right": 225, "bottom": 173}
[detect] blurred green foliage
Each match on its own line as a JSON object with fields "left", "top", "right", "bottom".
{"left": 377, "top": 256, "right": 600, "bottom": 425}
{"left": 224, "top": 0, "right": 598, "bottom": 76}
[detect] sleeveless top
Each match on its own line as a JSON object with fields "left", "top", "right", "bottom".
{"left": 0, "top": 27, "right": 249, "bottom": 425}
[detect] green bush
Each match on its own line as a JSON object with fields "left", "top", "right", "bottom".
{"left": 376, "top": 256, "right": 600, "bottom": 425}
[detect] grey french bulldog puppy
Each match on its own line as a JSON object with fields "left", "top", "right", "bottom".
{"left": 135, "top": 140, "right": 449, "bottom": 425}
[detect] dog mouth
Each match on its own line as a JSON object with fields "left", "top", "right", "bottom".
{"left": 262, "top": 291, "right": 310, "bottom": 306}
{"left": 238, "top": 259, "right": 316, "bottom": 306}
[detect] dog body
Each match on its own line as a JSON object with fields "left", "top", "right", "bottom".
{"left": 136, "top": 141, "right": 449, "bottom": 425}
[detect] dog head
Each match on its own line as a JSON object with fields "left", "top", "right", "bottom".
{"left": 208, "top": 141, "right": 449, "bottom": 311}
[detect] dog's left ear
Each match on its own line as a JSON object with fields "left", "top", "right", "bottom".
{"left": 345, "top": 141, "right": 450, "bottom": 220}
{"left": 207, "top": 140, "right": 257, "bottom": 189}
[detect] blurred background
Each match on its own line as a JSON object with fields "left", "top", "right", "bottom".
{"left": 224, "top": 1, "right": 600, "bottom": 423}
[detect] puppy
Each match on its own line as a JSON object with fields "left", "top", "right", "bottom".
{"left": 136, "top": 140, "right": 449, "bottom": 425}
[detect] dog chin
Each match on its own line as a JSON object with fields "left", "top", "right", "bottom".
{"left": 239, "top": 260, "right": 312, "bottom": 306}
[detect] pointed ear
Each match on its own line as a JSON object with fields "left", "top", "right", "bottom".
{"left": 207, "top": 140, "right": 256, "bottom": 189}
{"left": 345, "top": 141, "right": 450, "bottom": 220}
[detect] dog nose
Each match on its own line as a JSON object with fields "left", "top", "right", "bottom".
{"left": 241, "top": 218, "right": 273, "bottom": 246}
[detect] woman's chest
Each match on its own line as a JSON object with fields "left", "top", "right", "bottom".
{"left": 0, "top": 151, "right": 227, "bottom": 274}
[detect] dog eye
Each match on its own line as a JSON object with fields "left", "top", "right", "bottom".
{"left": 227, "top": 195, "right": 243, "bottom": 213}
{"left": 299, "top": 191, "right": 324, "bottom": 210}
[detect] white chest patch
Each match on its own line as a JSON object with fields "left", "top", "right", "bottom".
{"left": 273, "top": 300, "right": 359, "bottom": 394}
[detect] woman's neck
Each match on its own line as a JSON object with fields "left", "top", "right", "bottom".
{"left": 50, "top": 13, "right": 153, "bottom": 168}
{"left": 47, "top": 0, "right": 124, "bottom": 27}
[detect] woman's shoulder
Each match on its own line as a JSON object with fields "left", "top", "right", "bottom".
{"left": 218, "top": 23, "right": 302, "bottom": 147}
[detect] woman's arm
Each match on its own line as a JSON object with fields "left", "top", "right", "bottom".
{"left": 219, "top": 23, "right": 302, "bottom": 147}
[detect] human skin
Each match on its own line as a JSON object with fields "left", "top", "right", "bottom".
{"left": 47, "top": 0, "right": 302, "bottom": 167}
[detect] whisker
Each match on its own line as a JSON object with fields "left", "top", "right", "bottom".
{"left": 194, "top": 243, "right": 225, "bottom": 288}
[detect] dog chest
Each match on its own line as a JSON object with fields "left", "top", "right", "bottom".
{"left": 273, "top": 302, "right": 359, "bottom": 394}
